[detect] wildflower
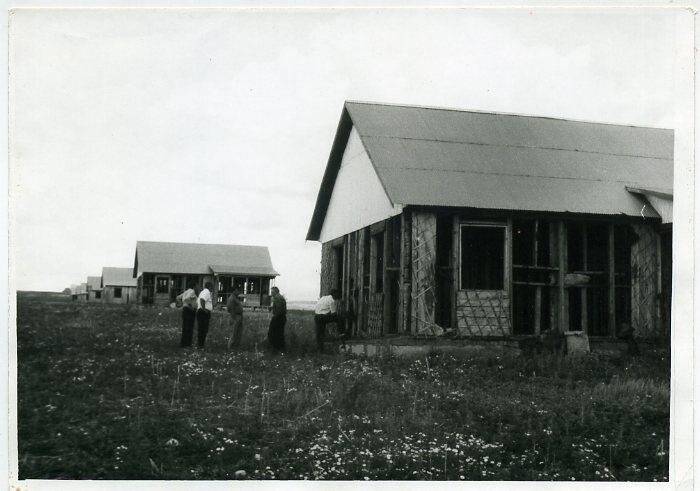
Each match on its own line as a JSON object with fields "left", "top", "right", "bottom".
{"left": 165, "top": 438, "right": 179, "bottom": 446}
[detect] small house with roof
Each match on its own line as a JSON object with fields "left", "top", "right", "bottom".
{"left": 86, "top": 275, "right": 103, "bottom": 301}
{"left": 307, "top": 101, "right": 673, "bottom": 348}
{"left": 102, "top": 267, "right": 138, "bottom": 304}
{"left": 73, "top": 282, "right": 88, "bottom": 302}
{"left": 132, "top": 241, "right": 279, "bottom": 307}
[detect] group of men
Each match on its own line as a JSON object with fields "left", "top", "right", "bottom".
{"left": 176, "top": 281, "right": 214, "bottom": 349}
{"left": 176, "top": 283, "right": 287, "bottom": 351}
{"left": 176, "top": 283, "right": 348, "bottom": 352}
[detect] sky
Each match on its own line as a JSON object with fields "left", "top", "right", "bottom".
{"left": 9, "top": 7, "right": 681, "bottom": 301}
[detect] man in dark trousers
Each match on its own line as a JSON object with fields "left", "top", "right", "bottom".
{"left": 226, "top": 288, "right": 244, "bottom": 349}
{"left": 196, "top": 281, "right": 214, "bottom": 349}
{"left": 177, "top": 283, "right": 200, "bottom": 348}
{"left": 268, "top": 286, "right": 287, "bottom": 352}
{"left": 313, "top": 288, "right": 343, "bottom": 352}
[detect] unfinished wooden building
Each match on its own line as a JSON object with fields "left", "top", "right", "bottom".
{"left": 133, "top": 241, "right": 279, "bottom": 307}
{"left": 307, "top": 102, "right": 673, "bottom": 344}
{"left": 86, "top": 276, "right": 102, "bottom": 301}
{"left": 102, "top": 267, "right": 138, "bottom": 304}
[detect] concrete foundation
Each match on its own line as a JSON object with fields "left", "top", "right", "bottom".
{"left": 339, "top": 335, "right": 631, "bottom": 358}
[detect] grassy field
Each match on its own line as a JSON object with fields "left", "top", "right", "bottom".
{"left": 16, "top": 292, "right": 670, "bottom": 481}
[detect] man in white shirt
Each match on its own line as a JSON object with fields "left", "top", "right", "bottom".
{"left": 196, "top": 281, "right": 214, "bottom": 349}
{"left": 314, "top": 289, "right": 342, "bottom": 352}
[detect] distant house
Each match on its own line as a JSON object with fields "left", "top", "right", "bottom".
{"left": 307, "top": 101, "right": 673, "bottom": 345}
{"left": 132, "top": 241, "right": 279, "bottom": 307}
{"left": 86, "top": 276, "right": 102, "bottom": 301}
{"left": 73, "top": 282, "right": 88, "bottom": 302}
{"left": 102, "top": 267, "right": 138, "bottom": 304}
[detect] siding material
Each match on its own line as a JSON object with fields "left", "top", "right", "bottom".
{"left": 631, "top": 223, "right": 660, "bottom": 338}
{"left": 456, "top": 290, "right": 511, "bottom": 337}
{"left": 318, "top": 127, "right": 402, "bottom": 242}
{"left": 410, "top": 211, "right": 439, "bottom": 335}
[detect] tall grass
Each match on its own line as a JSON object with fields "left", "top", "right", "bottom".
{"left": 16, "top": 297, "right": 670, "bottom": 481}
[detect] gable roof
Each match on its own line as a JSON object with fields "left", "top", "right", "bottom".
{"left": 102, "top": 267, "right": 137, "bottom": 287}
{"left": 87, "top": 276, "right": 102, "bottom": 291}
{"left": 134, "top": 241, "right": 279, "bottom": 277}
{"left": 307, "top": 101, "right": 674, "bottom": 240}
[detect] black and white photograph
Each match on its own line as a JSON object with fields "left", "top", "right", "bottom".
{"left": 6, "top": 4, "right": 695, "bottom": 487}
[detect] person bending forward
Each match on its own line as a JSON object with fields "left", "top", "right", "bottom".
{"left": 177, "top": 283, "right": 200, "bottom": 348}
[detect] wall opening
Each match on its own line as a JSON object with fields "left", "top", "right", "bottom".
{"left": 566, "top": 221, "right": 611, "bottom": 336}
{"left": 460, "top": 224, "right": 505, "bottom": 290}
{"left": 512, "top": 219, "right": 555, "bottom": 335}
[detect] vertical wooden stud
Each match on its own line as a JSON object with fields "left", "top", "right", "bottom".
{"left": 557, "top": 221, "right": 568, "bottom": 333}
{"left": 608, "top": 224, "right": 616, "bottom": 338}
{"left": 581, "top": 223, "right": 588, "bottom": 333}
{"left": 505, "top": 218, "right": 513, "bottom": 334}
{"left": 451, "top": 214, "right": 460, "bottom": 333}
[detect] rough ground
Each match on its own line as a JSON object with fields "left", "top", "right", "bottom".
{"left": 17, "top": 292, "right": 669, "bottom": 481}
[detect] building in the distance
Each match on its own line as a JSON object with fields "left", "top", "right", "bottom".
{"left": 307, "top": 101, "right": 673, "bottom": 348}
{"left": 73, "top": 282, "right": 88, "bottom": 302}
{"left": 133, "top": 241, "right": 279, "bottom": 307}
{"left": 86, "top": 275, "right": 102, "bottom": 301}
{"left": 101, "top": 267, "right": 138, "bottom": 304}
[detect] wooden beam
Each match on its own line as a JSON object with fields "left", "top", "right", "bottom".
{"left": 533, "top": 219, "right": 539, "bottom": 266}
{"left": 655, "top": 231, "right": 663, "bottom": 337}
{"left": 357, "top": 228, "right": 366, "bottom": 335}
{"left": 370, "top": 220, "right": 386, "bottom": 235}
{"left": 549, "top": 221, "right": 558, "bottom": 330}
{"left": 451, "top": 214, "right": 460, "bottom": 332}
{"left": 557, "top": 221, "right": 568, "bottom": 333}
{"left": 534, "top": 287, "right": 542, "bottom": 335}
{"left": 382, "top": 222, "right": 391, "bottom": 336}
{"left": 505, "top": 218, "right": 513, "bottom": 335}
{"left": 608, "top": 224, "right": 616, "bottom": 338}
{"left": 400, "top": 213, "right": 411, "bottom": 334}
{"left": 581, "top": 223, "right": 588, "bottom": 333}
{"left": 533, "top": 219, "right": 540, "bottom": 335}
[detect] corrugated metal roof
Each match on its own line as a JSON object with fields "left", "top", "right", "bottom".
{"left": 87, "top": 276, "right": 102, "bottom": 291}
{"left": 102, "top": 267, "right": 138, "bottom": 287}
{"left": 135, "top": 241, "right": 279, "bottom": 276}
{"left": 306, "top": 101, "right": 673, "bottom": 240}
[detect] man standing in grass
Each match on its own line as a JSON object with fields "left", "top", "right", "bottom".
{"left": 176, "top": 282, "right": 200, "bottom": 348}
{"left": 268, "top": 286, "right": 287, "bottom": 352}
{"left": 226, "top": 288, "right": 244, "bottom": 349}
{"left": 196, "top": 281, "right": 214, "bottom": 349}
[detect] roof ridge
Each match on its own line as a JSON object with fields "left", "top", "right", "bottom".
{"left": 344, "top": 100, "right": 673, "bottom": 131}
{"left": 137, "top": 240, "right": 269, "bottom": 249}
